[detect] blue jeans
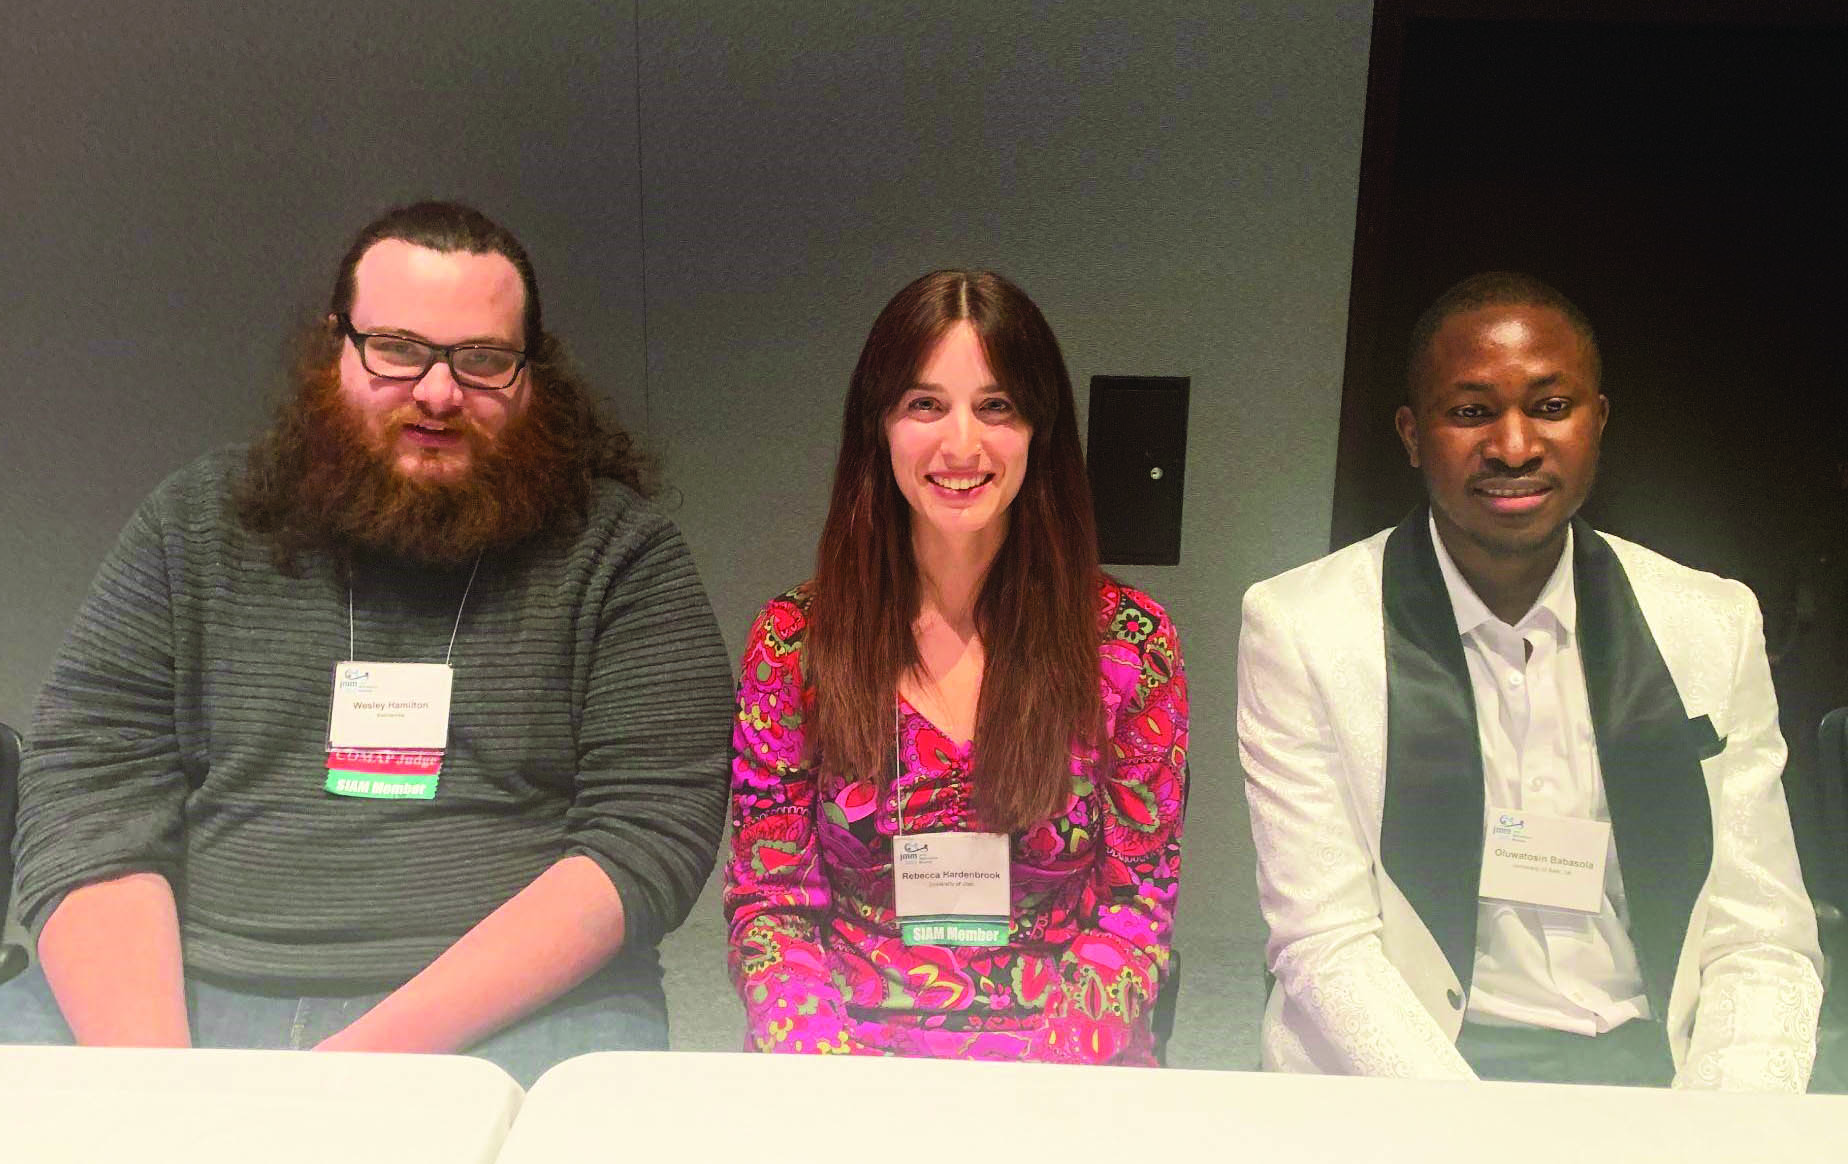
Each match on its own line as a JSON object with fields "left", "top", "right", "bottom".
{"left": 0, "top": 951, "right": 666, "bottom": 1088}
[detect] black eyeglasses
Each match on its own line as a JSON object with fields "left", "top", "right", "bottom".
{"left": 336, "top": 314, "right": 529, "bottom": 390}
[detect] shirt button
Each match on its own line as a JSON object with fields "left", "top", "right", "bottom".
{"left": 1529, "top": 777, "right": 1545, "bottom": 792}
{"left": 1508, "top": 673, "right": 1525, "bottom": 687}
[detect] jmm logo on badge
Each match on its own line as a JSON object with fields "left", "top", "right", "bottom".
{"left": 1490, "top": 812, "right": 1528, "bottom": 842}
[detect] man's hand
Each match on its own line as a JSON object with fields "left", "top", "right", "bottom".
{"left": 312, "top": 855, "right": 625, "bottom": 1055}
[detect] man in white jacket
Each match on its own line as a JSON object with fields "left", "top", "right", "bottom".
{"left": 1238, "top": 272, "right": 1822, "bottom": 1089}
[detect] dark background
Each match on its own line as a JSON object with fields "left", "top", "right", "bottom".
{"left": 1334, "top": 1, "right": 1848, "bottom": 903}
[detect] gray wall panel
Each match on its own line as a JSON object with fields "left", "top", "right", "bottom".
{"left": 3, "top": 0, "right": 1372, "bottom": 1065}
{"left": 0, "top": 0, "right": 648, "bottom": 730}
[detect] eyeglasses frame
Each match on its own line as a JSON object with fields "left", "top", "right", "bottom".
{"left": 335, "top": 314, "right": 530, "bottom": 391}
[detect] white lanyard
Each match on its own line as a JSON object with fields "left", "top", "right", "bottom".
{"left": 347, "top": 553, "right": 483, "bottom": 664}
{"left": 890, "top": 698, "right": 1011, "bottom": 947}
{"left": 326, "top": 554, "right": 480, "bottom": 756}
{"left": 893, "top": 701, "right": 909, "bottom": 837}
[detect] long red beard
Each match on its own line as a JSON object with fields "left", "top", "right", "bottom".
{"left": 289, "top": 367, "right": 581, "bottom": 565}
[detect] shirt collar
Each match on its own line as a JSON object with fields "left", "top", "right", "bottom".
{"left": 1428, "top": 512, "right": 1578, "bottom": 638}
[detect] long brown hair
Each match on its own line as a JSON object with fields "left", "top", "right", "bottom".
{"left": 238, "top": 201, "right": 653, "bottom": 573}
{"left": 807, "top": 270, "right": 1103, "bottom": 833}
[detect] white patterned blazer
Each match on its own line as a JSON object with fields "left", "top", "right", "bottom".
{"left": 1236, "top": 513, "right": 1823, "bottom": 1090}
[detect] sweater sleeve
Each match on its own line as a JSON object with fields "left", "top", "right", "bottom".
{"left": 564, "top": 511, "right": 734, "bottom": 951}
{"left": 16, "top": 494, "right": 188, "bottom": 935}
{"left": 723, "top": 595, "right": 858, "bottom": 1053}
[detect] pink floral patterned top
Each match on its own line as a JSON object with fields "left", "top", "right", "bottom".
{"left": 724, "top": 578, "right": 1188, "bottom": 1064}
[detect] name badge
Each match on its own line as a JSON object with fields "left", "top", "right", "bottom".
{"left": 1479, "top": 806, "right": 1611, "bottom": 914}
{"left": 893, "top": 831, "right": 1011, "bottom": 947}
{"left": 327, "top": 661, "right": 454, "bottom": 750}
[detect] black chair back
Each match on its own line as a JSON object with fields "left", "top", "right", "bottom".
{"left": 1149, "top": 764, "right": 1190, "bottom": 1066}
{"left": 1, "top": 722, "right": 18, "bottom": 923}
{"left": 1818, "top": 709, "right": 1848, "bottom": 907}
{"left": 1, "top": 722, "right": 24, "bottom": 985}
{"left": 1814, "top": 710, "right": 1848, "bottom": 1090}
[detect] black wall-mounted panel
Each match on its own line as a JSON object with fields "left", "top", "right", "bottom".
{"left": 1086, "top": 376, "right": 1189, "bottom": 566}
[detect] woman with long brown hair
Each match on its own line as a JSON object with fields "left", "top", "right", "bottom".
{"left": 725, "top": 270, "right": 1189, "bottom": 1063}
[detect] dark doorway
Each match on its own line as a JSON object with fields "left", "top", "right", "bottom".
{"left": 1334, "top": 1, "right": 1848, "bottom": 901}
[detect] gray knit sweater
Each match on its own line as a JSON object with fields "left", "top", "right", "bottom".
{"left": 16, "top": 447, "right": 734, "bottom": 990}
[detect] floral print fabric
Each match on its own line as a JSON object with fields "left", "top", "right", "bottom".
{"left": 725, "top": 579, "right": 1188, "bottom": 1064}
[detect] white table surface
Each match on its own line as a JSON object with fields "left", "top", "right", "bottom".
{"left": 0, "top": 1045, "right": 523, "bottom": 1163}
{"left": 494, "top": 1051, "right": 1848, "bottom": 1163}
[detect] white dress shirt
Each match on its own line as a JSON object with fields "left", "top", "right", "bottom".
{"left": 1429, "top": 517, "right": 1651, "bottom": 1036}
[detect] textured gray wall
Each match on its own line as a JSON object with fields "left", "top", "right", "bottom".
{"left": 1, "top": 1, "right": 1372, "bottom": 1067}
{"left": 0, "top": 0, "right": 649, "bottom": 731}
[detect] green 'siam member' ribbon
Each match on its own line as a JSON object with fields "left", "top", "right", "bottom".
{"left": 899, "top": 916, "right": 1009, "bottom": 947}
{"left": 324, "top": 771, "right": 439, "bottom": 801}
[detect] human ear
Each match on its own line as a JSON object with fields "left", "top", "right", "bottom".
{"left": 1394, "top": 404, "right": 1421, "bottom": 469}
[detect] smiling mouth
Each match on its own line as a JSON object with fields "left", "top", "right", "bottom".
{"left": 1473, "top": 478, "right": 1553, "bottom": 514}
{"left": 1476, "top": 481, "right": 1549, "bottom": 498}
{"left": 927, "top": 473, "right": 994, "bottom": 493}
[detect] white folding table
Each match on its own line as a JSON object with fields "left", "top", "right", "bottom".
{"left": 495, "top": 1050, "right": 1848, "bottom": 1163}
{"left": 0, "top": 1045, "right": 522, "bottom": 1163}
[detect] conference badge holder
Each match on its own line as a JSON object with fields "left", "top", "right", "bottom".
{"left": 889, "top": 704, "right": 1012, "bottom": 946}
{"left": 893, "top": 830, "right": 1012, "bottom": 947}
{"left": 322, "top": 556, "right": 481, "bottom": 802}
{"left": 324, "top": 661, "right": 452, "bottom": 800}
{"left": 1478, "top": 805, "right": 1611, "bottom": 914}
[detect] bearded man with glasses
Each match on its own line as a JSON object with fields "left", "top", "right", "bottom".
{"left": 0, "top": 202, "right": 733, "bottom": 1085}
